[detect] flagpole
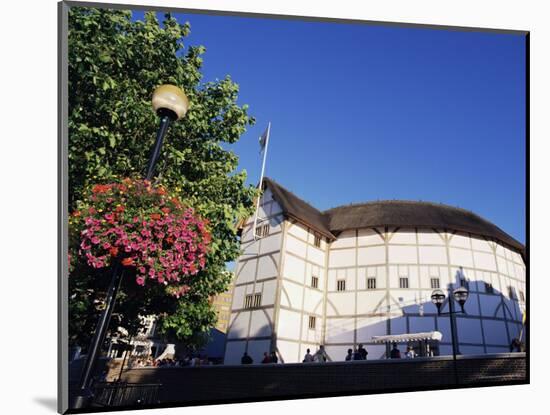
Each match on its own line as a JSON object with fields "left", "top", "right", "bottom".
{"left": 253, "top": 122, "right": 271, "bottom": 240}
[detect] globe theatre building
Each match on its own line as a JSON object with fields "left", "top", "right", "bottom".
{"left": 223, "top": 178, "right": 526, "bottom": 364}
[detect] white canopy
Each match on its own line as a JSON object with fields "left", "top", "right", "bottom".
{"left": 371, "top": 331, "right": 443, "bottom": 344}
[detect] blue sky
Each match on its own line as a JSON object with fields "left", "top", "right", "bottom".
{"left": 135, "top": 11, "right": 526, "bottom": 243}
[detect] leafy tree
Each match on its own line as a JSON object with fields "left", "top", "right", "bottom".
{"left": 68, "top": 7, "right": 256, "bottom": 350}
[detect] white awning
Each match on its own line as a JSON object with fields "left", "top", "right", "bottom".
{"left": 371, "top": 331, "right": 443, "bottom": 344}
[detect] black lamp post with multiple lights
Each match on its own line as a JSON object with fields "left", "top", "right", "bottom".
{"left": 431, "top": 284, "right": 469, "bottom": 384}
{"left": 71, "top": 85, "right": 189, "bottom": 409}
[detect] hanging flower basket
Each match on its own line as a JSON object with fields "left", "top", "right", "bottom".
{"left": 69, "top": 178, "right": 210, "bottom": 297}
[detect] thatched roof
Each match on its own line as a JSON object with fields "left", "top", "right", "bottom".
{"left": 263, "top": 177, "right": 524, "bottom": 254}
{"left": 264, "top": 177, "right": 334, "bottom": 239}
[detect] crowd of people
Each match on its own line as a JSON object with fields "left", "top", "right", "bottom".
{"left": 389, "top": 343, "right": 417, "bottom": 359}
{"left": 240, "top": 343, "right": 422, "bottom": 364}
{"left": 130, "top": 354, "right": 214, "bottom": 368}
{"left": 344, "top": 344, "right": 369, "bottom": 361}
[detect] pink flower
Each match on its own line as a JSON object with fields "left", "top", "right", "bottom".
{"left": 136, "top": 276, "right": 145, "bottom": 286}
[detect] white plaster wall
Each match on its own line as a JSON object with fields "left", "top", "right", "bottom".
{"left": 301, "top": 315, "right": 322, "bottom": 343}
{"left": 358, "top": 228, "right": 385, "bottom": 246}
{"left": 227, "top": 311, "right": 250, "bottom": 339}
{"left": 388, "top": 245, "right": 417, "bottom": 264}
{"left": 325, "top": 345, "right": 351, "bottom": 361}
{"left": 283, "top": 254, "right": 305, "bottom": 284}
{"left": 261, "top": 279, "right": 278, "bottom": 306}
{"left": 449, "top": 233, "right": 471, "bottom": 249}
{"left": 356, "top": 290, "right": 386, "bottom": 315}
{"left": 307, "top": 245, "right": 325, "bottom": 266}
{"left": 329, "top": 249, "right": 355, "bottom": 268}
{"left": 356, "top": 316, "right": 387, "bottom": 342}
{"left": 326, "top": 318, "right": 355, "bottom": 343}
{"left": 330, "top": 268, "right": 355, "bottom": 291}
{"left": 277, "top": 340, "right": 300, "bottom": 363}
{"left": 286, "top": 234, "right": 307, "bottom": 258}
{"left": 249, "top": 309, "right": 273, "bottom": 337}
{"left": 300, "top": 344, "right": 318, "bottom": 361}
{"left": 417, "top": 230, "right": 445, "bottom": 245}
{"left": 281, "top": 280, "right": 303, "bottom": 310}
{"left": 449, "top": 247, "right": 474, "bottom": 268}
{"left": 232, "top": 285, "right": 246, "bottom": 310}
{"left": 471, "top": 237, "right": 493, "bottom": 253}
{"left": 305, "top": 263, "right": 324, "bottom": 291}
{"left": 357, "top": 246, "right": 386, "bottom": 265}
{"left": 260, "top": 234, "right": 282, "bottom": 255}
{"left": 277, "top": 309, "right": 302, "bottom": 340}
{"left": 418, "top": 246, "right": 447, "bottom": 264}
{"left": 327, "top": 292, "right": 355, "bottom": 316}
{"left": 327, "top": 270, "right": 336, "bottom": 292}
{"left": 303, "top": 288, "right": 324, "bottom": 314}
{"left": 287, "top": 222, "right": 308, "bottom": 241}
{"left": 330, "top": 231, "right": 355, "bottom": 249}
{"left": 473, "top": 251, "right": 497, "bottom": 271}
{"left": 389, "top": 229, "right": 416, "bottom": 244}
{"left": 241, "top": 240, "right": 258, "bottom": 257}
{"left": 257, "top": 254, "right": 279, "bottom": 279}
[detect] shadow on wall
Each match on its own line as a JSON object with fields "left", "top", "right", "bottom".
{"left": 324, "top": 270, "right": 525, "bottom": 362}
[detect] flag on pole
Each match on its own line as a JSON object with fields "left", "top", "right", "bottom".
{"left": 259, "top": 126, "right": 269, "bottom": 153}
{"left": 253, "top": 122, "right": 271, "bottom": 240}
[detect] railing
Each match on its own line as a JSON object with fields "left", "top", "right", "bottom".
{"left": 92, "top": 381, "right": 161, "bottom": 407}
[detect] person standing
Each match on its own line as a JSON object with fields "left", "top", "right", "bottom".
{"left": 241, "top": 352, "right": 253, "bottom": 364}
{"left": 270, "top": 351, "right": 279, "bottom": 364}
{"left": 313, "top": 345, "right": 328, "bottom": 362}
{"left": 345, "top": 348, "right": 353, "bottom": 361}
{"left": 261, "top": 352, "right": 271, "bottom": 364}
{"left": 303, "top": 349, "right": 314, "bottom": 363}
{"left": 358, "top": 344, "right": 368, "bottom": 360}
{"left": 405, "top": 346, "right": 416, "bottom": 359}
{"left": 390, "top": 343, "right": 401, "bottom": 359}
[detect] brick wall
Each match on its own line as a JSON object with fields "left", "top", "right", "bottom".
{"left": 118, "top": 353, "right": 526, "bottom": 406}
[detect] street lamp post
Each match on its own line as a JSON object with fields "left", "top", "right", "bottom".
{"left": 431, "top": 285, "right": 469, "bottom": 385}
{"left": 71, "top": 85, "right": 189, "bottom": 409}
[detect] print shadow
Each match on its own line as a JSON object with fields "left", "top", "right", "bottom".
{"left": 325, "top": 271, "right": 525, "bottom": 362}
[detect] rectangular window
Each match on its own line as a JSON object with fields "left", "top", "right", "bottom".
{"left": 508, "top": 286, "right": 515, "bottom": 299}
{"left": 255, "top": 223, "right": 270, "bottom": 238}
{"left": 337, "top": 279, "right": 346, "bottom": 291}
{"left": 311, "top": 275, "right": 319, "bottom": 289}
{"left": 430, "top": 278, "right": 440, "bottom": 289}
{"left": 308, "top": 316, "right": 316, "bottom": 330}
{"left": 485, "top": 282, "right": 494, "bottom": 294}
{"left": 367, "top": 278, "right": 377, "bottom": 290}
{"left": 314, "top": 234, "right": 321, "bottom": 248}
{"left": 399, "top": 277, "right": 409, "bottom": 289}
{"left": 244, "top": 294, "right": 253, "bottom": 309}
{"left": 519, "top": 290, "right": 525, "bottom": 302}
{"left": 253, "top": 293, "right": 262, "bottom": 308}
